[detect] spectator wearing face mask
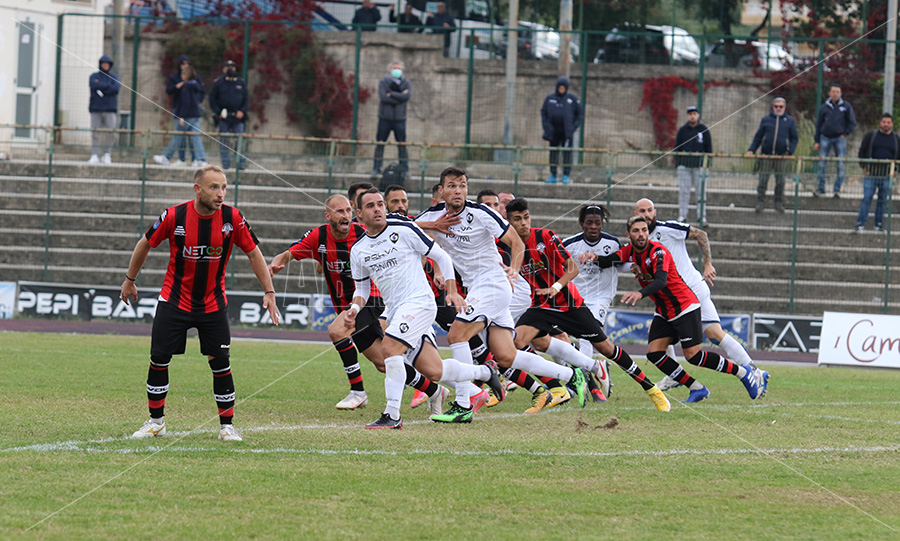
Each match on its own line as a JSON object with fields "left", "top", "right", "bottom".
{"left": 372, "top": 60, "right": 410, "bottom": 179}
{"left": 209, "top": 60, "right": 249, "bottom": 170}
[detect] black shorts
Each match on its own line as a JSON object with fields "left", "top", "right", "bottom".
{"left": 516, "top": 306, "right": 607, "bottom": 342}
{"left": 435, "top": 304, "right": 458, "bottom": 332}
{"left": 151, "top": 300, "right": 231, "bottom": 358}
{"left": 648, "top": 308, "right": 703, "bottom": 349}
{"left": 352, "top": 297, "right": 385, "bottom": 352}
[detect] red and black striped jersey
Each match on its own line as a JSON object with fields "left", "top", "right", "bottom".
{"left": 145, "top": 201, "right": 259, "bottom": 314}
{"left": 289, "top": 223, "right": 381, "bottom": 313}
{"left": 520, "top": 227, "right": 583, "bottom": 311}
{"left": 615, "top": 240, "right": 699, "bottom": 320}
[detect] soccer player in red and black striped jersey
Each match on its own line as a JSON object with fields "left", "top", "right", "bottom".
{"left": 268, "top": 194, "right": 448, "bottom": 413}
{"left": 581, "top": 215, "right": 762, "bottom": 403}
{"left": 121, "top": 165, "right": 280, "bottom": 442}
{"left": 505, "top": 198, "right": 672, "bottom": 412}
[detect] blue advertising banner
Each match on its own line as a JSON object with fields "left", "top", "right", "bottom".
{"left": 604, "top": 310, "right": 751, "bottom": 348}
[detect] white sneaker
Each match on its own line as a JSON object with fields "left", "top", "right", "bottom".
{"left": 335, "top": 390, "right": 368, "bottom": 410}
{"left": 192, "top": 160, "right": 208, "bottom": 168}
{"left": 88, "top": 154, "right": 100, "bottom": 164}
{"left": 656, "top": 374, "right": 682, "bottom": 391}
{"left": 101, "top": 153, "right": 112, "bottom": 164}
{"left": 131, "top": 418, "right": 166, "bottom": 438}
{"left": 170, "top": 159, "right": 187, "bottom": 167}
{"left": 152, "top": 154, "right": 170, "bottom": 165}
{"left": 591, "top": 359, "right": 611, "bottom": 398}
{"left": 218, "top": 424, "right": 242, "bottom": 441}
{"left": 428, "top": 385, "right": 450, "bottom": 416}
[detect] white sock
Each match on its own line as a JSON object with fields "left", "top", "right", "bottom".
{"left": 719, "top": 334, "right": 753, "bottom": 366}
{"left": 666, "top": 344, "right": 678, "bottom": 362}
{"left": 383, "top": 356, "right": 405, "bottom": 420}
{"left": 440, "top": 358, "right": 489, "bottom": 386}
{"left": 544, "top": 338, "right": 595, "bottom": 370}
{"left": 689, "top": 381, "right": 704, "bottom": 391}
{"left": 578, "top": 338, "right": 594, "bottom": 357}
{"left": 736, "top": 365, "right": 748, "bottom": 378}
{"left": 450, "top": 342, "right": 475, "bottom": 407}
{"left": 511, "top": 350, "right": 574, "bottom": 382}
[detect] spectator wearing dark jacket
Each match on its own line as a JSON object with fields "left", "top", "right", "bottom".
{"left": 540, "top": 76, "right": 582, "bottom": 184}
{"left": 747, "top": 97, "right": 799, "bottom": 213}
{"left": 674, "top": 105, "right": 712, "bottom": 222}
{"left": 209, "top": 60, "right": 248, "bottom": 170}
{"left": 154, "top": 62, "right": 207, "bottom": 166}
{"left": 352, "top": 0, "right": 381, "bottom": 31}
{"left": 390, "top": 4, "right": 422, "bottom": 33}
{"left": 372, "top": 60, "right": 411, "bottom": 178}
{"left": 854, "top": 113, "right": 900, "bottom": 232}
{"left": 425, "top": 2, "right": 456, "bottom": 56}
{"left": 158, "top": 55, "right": 192, "bottom": 164}
{"left": 88, "top": 55, "right": 120, "bottom": 164}
{"left": 813, "top": 84, "right": 857, "bottom": 197}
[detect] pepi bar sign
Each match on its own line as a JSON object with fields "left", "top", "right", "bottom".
{"left": 15, "top": 281, "right": 333, "bottom": 330}
{"left": 818, "top": 311, "right": 900, "bottom": 369}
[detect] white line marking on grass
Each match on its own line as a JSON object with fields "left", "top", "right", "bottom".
{"left": 815, "top": 415, "right": 900, "bottom": 425}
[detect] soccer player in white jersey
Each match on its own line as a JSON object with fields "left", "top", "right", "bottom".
{"left": 416, "top": 168, "right": 590, "bottom": 422}
{"left": 563, "top": 204, "right": 621, "bottom": 396}
{"left": 634, "top": 198, "right": 769, "bottom": 397}
{"left": 346, "top": 188, "right": 506, "bottom": 429}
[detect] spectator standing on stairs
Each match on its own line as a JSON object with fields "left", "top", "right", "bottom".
{"left": 746, "top": 97, "right": 798, "bottom": 214}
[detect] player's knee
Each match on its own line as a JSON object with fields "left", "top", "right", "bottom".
{"left": 594, "top": 339, "right": 614, "bottom": 357}
{"left": 328, "top": 320, "right": 350, "bottom": 342}
{"left": 208, "top": 356, "right": 230, "bottom": 370}
{"left": 150, "top": 354, "right": 171, "bottom": 367}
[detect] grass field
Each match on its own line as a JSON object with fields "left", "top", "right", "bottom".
{"left": 2, "top": 331, "right": 900, "bottom": 539}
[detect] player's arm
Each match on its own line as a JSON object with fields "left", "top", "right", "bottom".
{"left": 415, "top": 211, "right": 461, "bottom": 236}
{"left": 498, "top": 226, "right": 524, "bottom": 283}
{"left": 577, "top": 251, "right": 621, "bottom": 268}
{"left": 267, "top": 249, "right": 296, "bottom": 277}
{"left": 343, "top": 278, "right": 371, "bottom": 329}
{"left": 247, "top": 246, "right": 279, "bottom": 326}
{"left": 428, "top": 241, "right": 466, "bottom": 312}
{"left": 535, "top": 256, "right": 579, "bottom": 296}
{"left": 621, "top": 250, "right": 667, "bottom": 306}
{"left": 120, "top": 237, "right": 152, "bottom": 305}
{"left": 687, "top": 226, "right": 716, "bottom": 286}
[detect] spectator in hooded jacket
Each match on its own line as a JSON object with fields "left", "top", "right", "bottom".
{"left": 854, "top": 113, "right": 900, "bottom": 232}
{"left": 674, "top": 105, "right": 713, "bottom": 223}
{"left": 372, "top": 60, "right": 410, "bottom": 178}
{"left": 154, "top": 62, "right": 207, "bottom": 167}
{"left": 209, "top": 60, "right": 248, "bottom": 170}
{"left": 540, "top": 76, "right": 582, "bottom": 185}
{"left": 813, "top": 84, "right": 856, "bottom": 198}
{"left": 88, "top": 55, "right": 120, "bottom": 165}
{"left": 747, "top": 97, "right": 798, "bottom": 214}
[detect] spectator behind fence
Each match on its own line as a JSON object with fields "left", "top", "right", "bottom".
{"left": 390, "top": 3, "right": 422, "bottom": 33}
{"left": 747, "top": 97, "right": 798, "bottom": 214}
{"left": 372, "top": 60, "right": 410, "bottom": 180}
{"left": 209, "top": 60, "right": 248, "bottom": 170}
{"left": 88, "top": 55, "right": 120, "bottom": 165}
{"left": 425, "top": 2, "right": 456, "bottom": 57}
{"left": 674, "top": 105, "right": 712, "bottom": 223}
{"left": 159, "top": 55, "right": 192, "bottom": 165}
{"left": 352, "top": 0, "right": 381, "bottom": 31}
{"left": 540, "top": 76, "right": 582, "bottom": 185}
{"left": 813, "top": 84, "right": 857, "bottom": 199}
{"left": 155, "top": 61, "right": 208, "bottom": 167}
{"left": 854, "top": 112, "right": 899, "bottom": 233}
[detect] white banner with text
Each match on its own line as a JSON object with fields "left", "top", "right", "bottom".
{"left": 818, "top": 311, "right": 900, "bottom": 369}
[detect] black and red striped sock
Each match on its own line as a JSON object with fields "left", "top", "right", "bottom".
{"left": 502, "top": 368, "right": 542, "bottom": 393}
{"left": 404, "top": 364, "right": 438, "bottom": 396}
{"left": 147, "top": 355, "right": 170, "bottom": 419}
{"left": 647, "top": 350, "right": 696, "bottom": 388}
{"left": 209, "top": 356, "right": 235, "bottom": 424}
{"left": 468, "top": 335, "right": 490, "bottom": 364}
{"left": 333, "top": 338, "right": 365, "bottom": 392}
{"left": 688, "top": 351, "right": 739, "bottom": 375}
{"left": 611, "top": 346, "right": 655, "bottom": 391}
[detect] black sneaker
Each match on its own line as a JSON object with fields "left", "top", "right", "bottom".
{"left": 812, "top": 189, "right": 826, "bottom": 197}
{"left": 365, "top": 413, "right": 402, "bottom": 429}
{"left": 875, "top": 224, "right": 885, "bottom": 233}
{"left": 833, "top": 192, "right": 840, "bottom": 199}
{"left": 482, "top": 359, "right": 507, "bottom": 404}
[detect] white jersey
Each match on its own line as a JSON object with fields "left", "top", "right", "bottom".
{"left": 416, "top": 201, "right": 509, "bottom": 287}
{"left": 649, "top": 220, "right": 705, "bottom": 292}
{"left": 350, "top": 219, "right": 436, "bottom": 311}
{"left": 563, "top": 232, "right": 622, "bottom": 309}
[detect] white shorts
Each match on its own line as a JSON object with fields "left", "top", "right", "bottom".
{"left": 457, "top": 278, "right": 515, "bottom": 330}
{"left": 581, "top": 298, "right": 612, "bottom": 329}
{"left": 402, "top": 329, "right": 437, "bottom": 367}
{"left": 383, "top": 299, "right": 437, "bottom": 350}
{"left": 691, "top": 281, "right": 720, "bottom": 324}
{"left": 509, "top": 275, "right": 532, "bottom": 324}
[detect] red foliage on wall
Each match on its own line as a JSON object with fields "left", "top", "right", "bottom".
{"left": 639, "top": 76, "right": 698, "bottom": 150}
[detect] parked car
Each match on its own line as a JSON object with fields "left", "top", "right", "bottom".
{"left": 705, "top": 39, "right": 795, "bottom": 71}
{"left": 593, "top": 24, "right": 700, "bottom": 65}
{"left": 497, "top": 21, "right": 579, "bottom": 61}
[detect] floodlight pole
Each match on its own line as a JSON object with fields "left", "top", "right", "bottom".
{"left": 558, "top": 0, "right": 572, "bottom": 77}
{"left": 884, "top": 0, "right": 897, "bottom": 114}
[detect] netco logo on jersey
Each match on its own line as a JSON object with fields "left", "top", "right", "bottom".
{"left": 183, "top": 245, "right": 224, "bottom": 260}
